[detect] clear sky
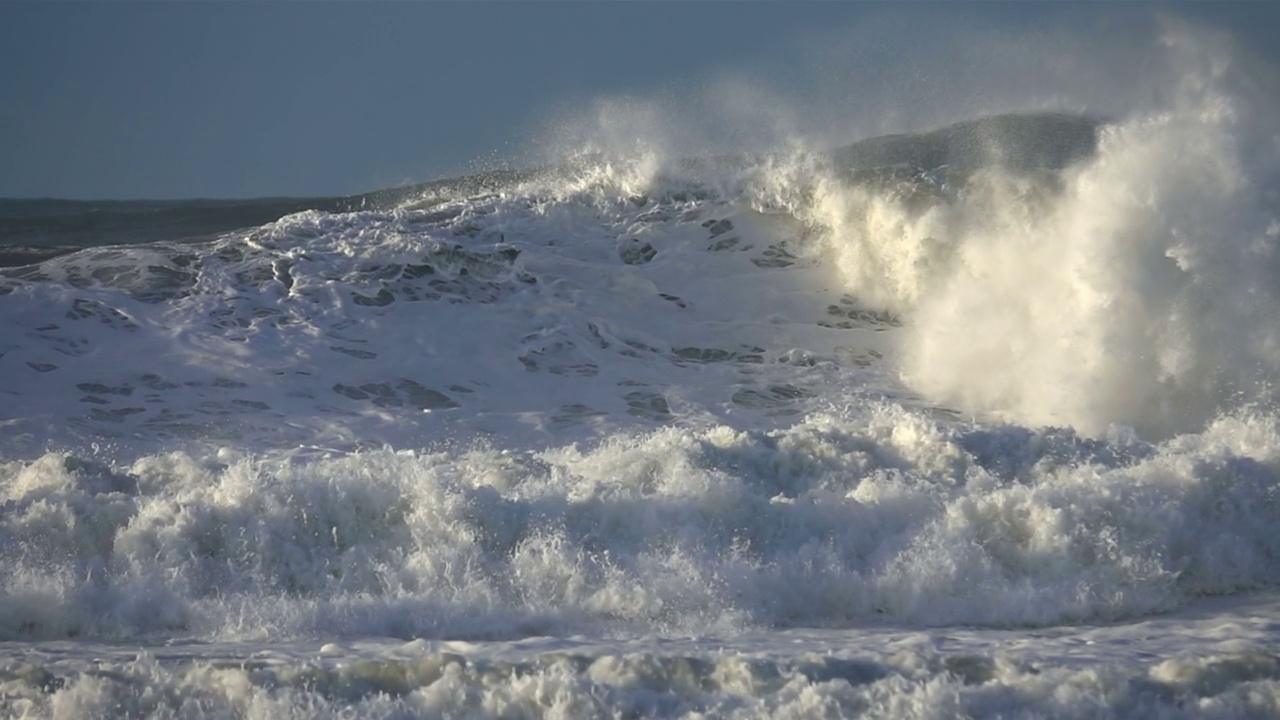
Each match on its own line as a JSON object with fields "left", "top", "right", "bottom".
{"left": 2, "top": 2, "right": 1277, "bottom": 200}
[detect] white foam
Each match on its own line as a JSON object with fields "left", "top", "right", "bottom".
{"left": 4, "top": 404, "right": 1280, "bottom": 648}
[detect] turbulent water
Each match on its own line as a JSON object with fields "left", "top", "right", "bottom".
{"left": 5, "top": 22, "right": 1280, "bottom": 720}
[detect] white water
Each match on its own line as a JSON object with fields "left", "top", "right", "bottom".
{"left": 3, "top": 16, "right": 1280, "bottom": 720}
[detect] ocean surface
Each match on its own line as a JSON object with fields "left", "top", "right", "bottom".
{"left": 5, "top": 42, "right": 1280, "bottom": 719}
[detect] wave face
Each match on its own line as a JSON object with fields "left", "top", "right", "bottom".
{"left": 4, "top": 17, "right": 1280, "bottom": 720}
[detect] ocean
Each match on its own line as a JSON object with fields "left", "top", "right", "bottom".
{"left": 4, "top": 44, "right": 1280, "bottom": 719}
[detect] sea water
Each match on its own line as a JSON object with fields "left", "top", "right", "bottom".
{"left": 3, "top": 19, "right": 1280, "bottom": 720}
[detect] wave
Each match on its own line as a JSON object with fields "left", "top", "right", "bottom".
{"left": 4, "top": 407, "right": 1280, "bottom": 643}
{"left": 2, "top": 96, "right": 1277, "bottom": 441}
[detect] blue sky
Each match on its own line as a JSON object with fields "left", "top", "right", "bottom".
{"left": 1, "top": 2, "right": 1277, "bottom": 200}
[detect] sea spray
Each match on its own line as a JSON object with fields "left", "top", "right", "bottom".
{"left": 769, "top": 28, "right": 1280, "bottom": 437}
